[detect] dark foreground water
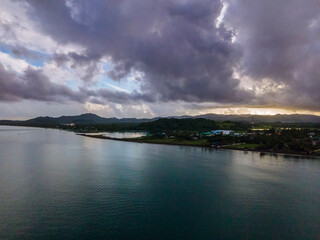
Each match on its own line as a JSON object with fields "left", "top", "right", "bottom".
{"left": 0, "top": 126, "right": 320, "bottom": 240}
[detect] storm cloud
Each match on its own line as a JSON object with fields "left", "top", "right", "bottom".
{"left": 0, "top": 0, "right": 320, "bottom": 112}
{"left": 52, "top": 50, "right": 102, "bottom": 82}
{"left": 224, "top": 0, "right": 320, "bottom": 110}
{"left": 0, "top": 64, "right": 81, "bottom": 102}
{"left": 0, "top": 64, "right": 149, "bottom": 104}
{"left": 25, "top": 0, "right": 251, "bottom": 103}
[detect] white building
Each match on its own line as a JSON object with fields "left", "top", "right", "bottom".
{"left": 211, "top": 130, "right": 234, "bottom": 135}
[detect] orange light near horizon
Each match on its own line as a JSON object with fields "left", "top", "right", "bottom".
{"left": 197, "top": 108, "right": 320, "bottom": 116}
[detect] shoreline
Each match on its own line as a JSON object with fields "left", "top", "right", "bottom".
{"left": 76, "top": 134, "right": 209, "bottom": 148}
{"left": 78, "top": 134, "right": 320, "bottom": 159}
{"left": 1, "top": 125, "right": 319, "bottom": 159}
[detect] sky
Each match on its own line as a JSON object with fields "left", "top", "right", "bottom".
{"left": 0, "top": 0, "right": 320, "bottom": 119}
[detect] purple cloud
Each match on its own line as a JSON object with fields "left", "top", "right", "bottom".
{"left": 0, "top": 0, "right": 319, "bottom": 111}
{"left": 25, "top": 0, "right": 252, "bottom": 104}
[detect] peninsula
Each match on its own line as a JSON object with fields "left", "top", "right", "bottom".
{"left": 2, "top": 113, "right": 320, "bottom": 157}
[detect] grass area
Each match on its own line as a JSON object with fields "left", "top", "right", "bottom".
{"left": 253, "top": 125, "right": 271, "bottom": 130}
{"left": 216, "top": 122, "right": 237, "bottom": 129}
{"left": 227, "top": 143, "right": 261, "bottom": 150}
{"left": 137, "top": 138, "right": 209, "bottom": 146}
{"left": 234, "top": 130, "right": 247, "bottom": 133}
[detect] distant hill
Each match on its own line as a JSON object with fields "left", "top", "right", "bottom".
{"left": 192, "top": 114, "right": 320, "bottom": 123}
{"left": 1, "top": 113, "right": 320, "bottom": 127}
{"left": 24, "top": 113, "right": 155, "bottom": 125}
{"left": 0, "top": 113, "right": 155, "bottom": 127}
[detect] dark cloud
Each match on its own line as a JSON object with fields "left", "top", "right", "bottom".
{"left": 224, "top": 0, "right": 320, "bottom": 109}
{"left": 0, "top": 63, "right": 151, "bottom": 104}
{"left": 52, "top": 50, "right": 102, "bottom": 82}
{"left": 9, "top": 45, "right": 43, "bottom": 61}
{"left": 0, "top": 17, "right": 17, "bottom": 40}
{"left": 1, "top": 0, "right": 319, "bottom": 111}
{"left": 0, "top": 43, "right": 47, "bottom": 66}
{"left": 0, "top": 64, "right": 83, "bottom": 102}
{"left": 25, "top": 0, "right": 252, "bottom": 104}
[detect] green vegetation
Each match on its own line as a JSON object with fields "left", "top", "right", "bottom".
{"left": 137, "top": 118, "right": 217, "bottom": 132}
{"left": 215, "top": 121, "right": 248, "bottom": 130}
{"left": 2, "top": 116, "right": 320, "bottom": 156}
{"left": 225, "top": 143, "right": 261, "bottom": 150}
{"left": 136, "top": 137, "right": 209, "bottom": 147}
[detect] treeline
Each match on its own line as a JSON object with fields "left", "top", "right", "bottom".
{"left": 0, "top": 120, "right": 59, "bottom": 129}
{"left": 246, "top": 129, "right": 319, "bottom": 152}
{"left": 65, "top": 118, "right": 219, "bottom": 132}
{"left": 1, "top": 117, "right": 320, "bottom": 133}
{"left": 255, "top": 122, "right": 320, "bottom": 129}
{"left": 137, "top": 118, "right": 215, "bottom": 132}
{"left": 0, "top": 118, "right": 245, "bottom": 132}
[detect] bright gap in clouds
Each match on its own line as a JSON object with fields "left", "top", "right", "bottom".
{"left": 196, "top": 108, "right": 320, "bottom": 116}
{"left": 0, "top": 44, "right": 49, "bottom": 67}
{"left": 216, "top": 1, "right": 228, "bottom": 28}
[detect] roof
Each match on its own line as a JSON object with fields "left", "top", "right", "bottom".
{"left": 202, "top": 132, "right": 213, "bottom": 135}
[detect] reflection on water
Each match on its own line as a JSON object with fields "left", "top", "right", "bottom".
{"left": 0, "top": 126, "right": 319, "bottom": 239}
{"left": 86, "top": 131, "right": 147, "bottom": 139}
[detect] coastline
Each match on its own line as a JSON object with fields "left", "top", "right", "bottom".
{"left": 76, "top": 134, "right": 210, "bottom": 148}
{"left": 1, "top": 125, "right": 319, "bottom": 159}
{"left": 77, "top": 133, "right": 320, "bottom": 159}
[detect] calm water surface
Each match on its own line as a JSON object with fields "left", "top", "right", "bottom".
{"left": 86, "top": 131, "right": 147, "bottom": 139}
{"left": 0, "top": 126, "right": 320, "bottom": 239}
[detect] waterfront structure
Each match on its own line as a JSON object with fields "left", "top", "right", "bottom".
{"left": 211, "top": 130, "right": 234, "bottom": 135}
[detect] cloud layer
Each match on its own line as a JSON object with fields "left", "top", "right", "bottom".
{"left": 0, "top": 0, "right": 320, "bottom": 117}
{"left": 25, "top": 0, "right": 252, "bottom": 103}
{"left": 224, "top": 0, "right": 320, "bottom": 110}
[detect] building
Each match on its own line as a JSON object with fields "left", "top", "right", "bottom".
{"left": 202, "top": 132, "right": 214, "bottom": 136}
{"left": 62, "top": 123, "right": 75, "bottom": 126}
{"left": 211, "top": 130, "right": 234, "bottom": 135}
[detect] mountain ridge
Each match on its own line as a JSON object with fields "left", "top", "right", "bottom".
{"left": 1, "top": 113, "right": 320, "bottom": 125}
